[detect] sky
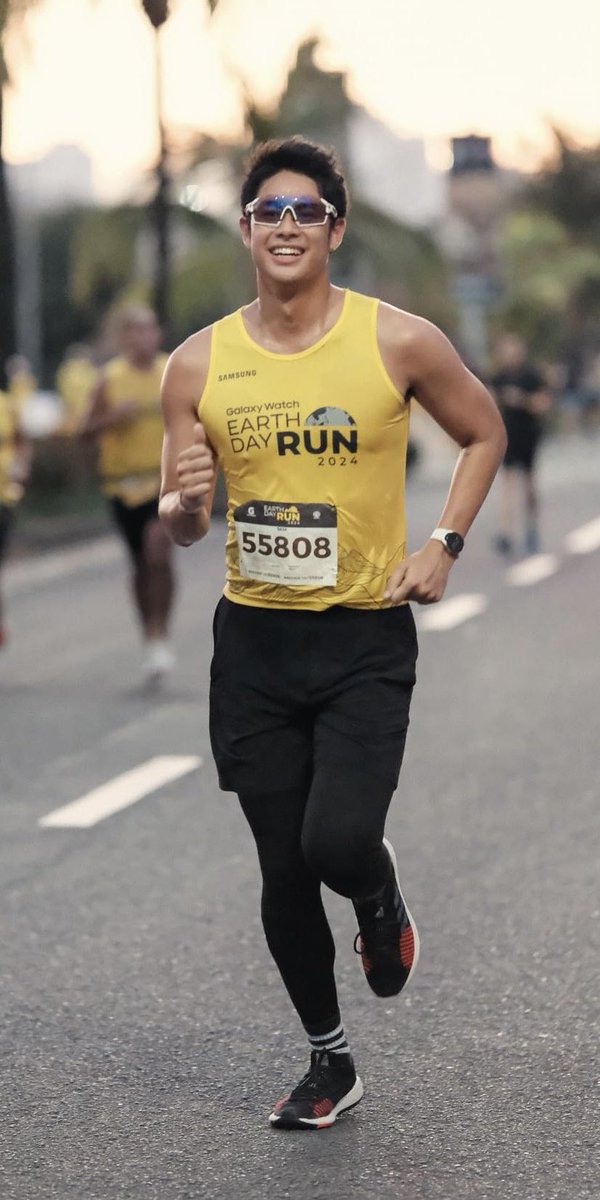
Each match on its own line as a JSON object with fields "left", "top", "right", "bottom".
{"left": 4, "top": 0, "right": 600, "bottom": 201}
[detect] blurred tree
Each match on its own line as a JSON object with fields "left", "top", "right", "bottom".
{"left": 0, "top": 0, "right": 43, "bottom": 384}
{"left": 524, "top": 129, "right": 600, "bottom": 248}
{"left": 141, "top": 0, "right": 220, "bottom": 330}
{"left": 70, "top": 206, "right": 142, "bottom": 319}
{"left": 495, "top": 130, "right": 600, "bottom": 360}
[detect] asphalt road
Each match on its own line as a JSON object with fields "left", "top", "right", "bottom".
{"left": 1, "top": 434, "right": 599, "bottom": 1200}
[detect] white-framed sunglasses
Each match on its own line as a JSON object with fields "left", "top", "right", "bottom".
{"left": 244, "top": 194, "right": 338, "bottom": 227}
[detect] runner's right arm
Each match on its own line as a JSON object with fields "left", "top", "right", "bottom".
{"left": 159, "top": 329, "right": 216, "bottom": 547}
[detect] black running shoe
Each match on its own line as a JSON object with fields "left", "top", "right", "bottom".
{"left": 353, "top": 837, "right": 420, "bottom": 998}
{"left": 269, "top": 1050, "right": 364, "bottom": 1130}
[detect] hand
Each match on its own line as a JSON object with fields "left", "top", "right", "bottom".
{"left": 176, "top": 422, "right": 215, "bottom": 513}
{"left": 114, "top": 399, "right": 138, "bottom": 424}
{"left": 384, "top": 541, "right": 454, "bottom": 606}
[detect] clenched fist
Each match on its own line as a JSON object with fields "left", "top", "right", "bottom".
{"left": 384, "top": 540, "right": 454, "bottom": 606}
{"left": 176, "top": 422, "right": 215, "bottom": 513}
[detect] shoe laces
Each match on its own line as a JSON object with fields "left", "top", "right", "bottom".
{"left": 354, "top": 890, "right": 405, "bottom": 953}
{"left": 290, "top": 1051, "right": 340, "bottom": 1100}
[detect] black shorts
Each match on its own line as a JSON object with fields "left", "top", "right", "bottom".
{"left": 502, "top": 412, "right": 541, "bottom": 471}
{"left": 209, "top": 597, "right": 418, "bottom": 795}
{"left": 109, "top": 496, "right": 160, "bottom": 561}
{"left": 0, "top": 504, "right": 15, "bottom": 567}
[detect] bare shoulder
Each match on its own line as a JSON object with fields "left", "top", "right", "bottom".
{"left": 378, "top": 301, "right": 456, "bottom": 360}
{"left": 161, "top": 325, "right": 215, "bottom": 415}
{"left": 163, "top": 325, "right": 213, "bottom": 385}
{"left": 377, "top": 302, "right": 460, "bottom": 393}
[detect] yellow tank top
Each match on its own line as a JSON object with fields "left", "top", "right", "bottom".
{"left": 0, "top": 391, "right": 22, "bottom": 506}
{"left": 99, "top": 354, "right": 168, "bottom": 505}
{"left": 199, "top": 290, "right": 410, "bottom": 610}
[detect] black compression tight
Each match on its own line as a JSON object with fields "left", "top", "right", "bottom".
{"left": 238, "top": 766, "right": 396, "bottom": 1030}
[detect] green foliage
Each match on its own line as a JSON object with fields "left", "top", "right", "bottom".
{"left": 70, "top": 206, "right": 142, "bottom": 311}
{"left": 39, "top": 207, "right": 95, "bottom": 384}
{"left": 338, "top": 201, "right": 456, "bottom": 329}
{"left": 496, "top": 133, "right": 600, "bottom": 355}
{"left": 524, "top": 129, "right": 600, "bottom": 247}
{"left": 169, "top": 212, "right": 254, "bottom": 338}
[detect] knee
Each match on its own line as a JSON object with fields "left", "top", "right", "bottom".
{"left": 301, "top": 822, "right": 369, "bottom": 899}
{"left": 143, "top": 520, "right": 172, "bottom": 568}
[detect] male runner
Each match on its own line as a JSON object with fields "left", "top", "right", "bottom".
{"left": 159, "top": 138, "right": 507, "bottom": 1129}
{"left": 80, "top": 306, "right": 175, "bottom": 682}
{"left": 490, "top": 333, "right": 551, "bottom": 557}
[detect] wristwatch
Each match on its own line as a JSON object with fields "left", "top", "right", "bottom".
{"left": 430, "top": 527, "right": 464, "bottom": 558}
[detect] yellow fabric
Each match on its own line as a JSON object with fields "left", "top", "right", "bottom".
{"left": 8, "top": 369, "right": 36, "bottom": 409}
{"left": 98, "top": 354, "right": 167, "bottom": 505}
{"left": 199, "top": 290, "right": 410, "bottom": 610}
{"left": 0, "top": 391, "right": 22, "bottom": 506}
{"left": 56, "top": 358, "right": 98, "bottom": 433}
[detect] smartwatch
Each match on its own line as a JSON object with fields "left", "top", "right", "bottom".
{"left": 430, "top": 527, "right": 464, "bottom": 558}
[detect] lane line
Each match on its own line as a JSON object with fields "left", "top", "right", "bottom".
{"left": 505, "top": 554, "right": 559, "bottom": 587}
{"left": 418, "top": 593, "right": 487, "bottom": 632}
{"left": 39, "top": 755, "right": 202, "bottom": 829}
{"left": 564, "top": 516, "right": 600, "bottom": 556}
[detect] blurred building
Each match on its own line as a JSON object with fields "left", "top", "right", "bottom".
{"left": 436, "top": 135, "right": 521, "bottom": 366}
{"left": 347, "top": 109, "right": 444, "bottom": 228}
{"left": 8, "top": 145, "right": 94, "bottom": 213}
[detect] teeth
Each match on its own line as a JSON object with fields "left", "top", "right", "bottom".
{"left": 272, "top": 248, "right": 302, "bottom": 256}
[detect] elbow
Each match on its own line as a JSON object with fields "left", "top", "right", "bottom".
{"left": 495, "top": 418, "right": 508, "bottom": 459}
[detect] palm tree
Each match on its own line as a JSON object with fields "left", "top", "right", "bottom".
{"left": 141, "top": 0, "right": 220, "bottom": 330}
{"left": 0, "top": 0, "right": 40, "bottom": 379}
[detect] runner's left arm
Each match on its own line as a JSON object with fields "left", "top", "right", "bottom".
{"left": 381, "top": 312, "right": 507, "bottom": 605}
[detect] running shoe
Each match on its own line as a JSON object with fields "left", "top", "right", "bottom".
{"left": 493, "top": 533, "right": 513, "bottom": 556}
{"left": 524, "top": 527, "right": 540, "bottom": 556}
{"left": 269, "top": 1050, "right": 363, "bottom": 1130}
{"left": 353, "top": 837, "right": 420, "bottom": 998}
{"left": 143, "top": 640, "right": 175, "bottom": 681}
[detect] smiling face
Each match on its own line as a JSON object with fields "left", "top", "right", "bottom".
{"left": 240, "top": 170, "right": 346, "bottom": 287}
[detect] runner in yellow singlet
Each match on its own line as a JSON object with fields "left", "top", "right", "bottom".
{"left": 80, "top": 307, "right": 175, "bottom": 682}
{"left": 0, "top": 387, "right": 32, "bottom": 648}
{"left": 159, "top": 139, "right": 507, "bottom": 1129}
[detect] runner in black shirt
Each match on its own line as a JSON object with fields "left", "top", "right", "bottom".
{"left": 490, "top": 334, "right": 550, "bottom": 556}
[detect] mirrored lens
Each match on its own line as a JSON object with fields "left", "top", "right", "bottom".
{"left": 252, "top": 196, "right": 327, "bottom": 226}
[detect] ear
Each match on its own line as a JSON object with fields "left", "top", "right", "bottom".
{"left": 239, "top": 215, "right": 252, "bottom": 248}
{"left": 329, "top": 218, "right": 346, "bottom": 253}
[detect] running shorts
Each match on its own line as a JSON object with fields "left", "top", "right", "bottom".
{"left": 109, "top": 496, "right": 160, "bottom": 561}
{"left": 502, "top": 411, "right": 541, "bottom": 471}
{"left": 209, "top": 596, "right": 418, "bottom": 794}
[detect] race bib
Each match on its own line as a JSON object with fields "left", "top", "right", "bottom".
{"left": 234, "top": 500, "right": 337, "bottom": 587}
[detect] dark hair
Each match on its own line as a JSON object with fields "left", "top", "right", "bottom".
{"left": 240, "top": 136, "right": 348, "bottom": 219}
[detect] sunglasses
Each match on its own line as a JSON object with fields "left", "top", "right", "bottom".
{"left": 244, "top": 194, "right": 338, "bottom": 227}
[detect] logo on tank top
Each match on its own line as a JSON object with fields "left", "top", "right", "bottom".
{"left": 223, "top": 401, "right": 358, "bottom": 463}
{"left": 276, "top": 406, "right": 358, "bottom": 460}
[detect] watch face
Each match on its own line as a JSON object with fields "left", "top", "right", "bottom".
{"left": 445, "top": 532, "right": 464, "bottom": 556}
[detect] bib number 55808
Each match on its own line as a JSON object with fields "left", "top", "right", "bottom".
{"left": 241, "top": 530, "right": 332, "bottom": 559}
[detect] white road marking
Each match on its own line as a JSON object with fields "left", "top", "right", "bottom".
{"left": 39, "top": 755, "right": 202, "bottom": 829}
{"left": 418, "top": 593, "right": 488, "bottom": 632}
{"left": 565, "top": 516, "right": 600, "bottom": 555}
{"left": 505, "top": 554, "right": 559, "bottom": 587}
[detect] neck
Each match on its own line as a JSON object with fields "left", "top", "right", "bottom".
{"left": 254, "top": 274, "right": 336, "bottom": 339}
{"left": 127, "top": 353, "right": 156, "bottom": 370}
